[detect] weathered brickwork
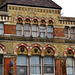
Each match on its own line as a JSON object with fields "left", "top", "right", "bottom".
{"left": 4, "top": 25, "right": 16, "bottom": 34}
{"left": 4, "top": 58, "right": 11, "bottom": 75}
{"left": 54, "top": 28, "right": 65, "bottom": 37}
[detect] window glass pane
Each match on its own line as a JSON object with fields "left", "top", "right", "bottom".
{"left": 17, "top": 55, "right": 28, "bottom": 75}
{"left": 66, "top": 58, "right": 74, "bottom": 75}
{"left": 16, "top": 31, "right": 22, "bottom": 36}
{"left": 47, "top": 33, "right": 53, "bottom": 38}
{"left": 17, "top": 55, "right": 28, "bottom": 65}
{"left": 71, "top": 27, "right": 75, "bottom": 39}
{"left": 47, "top": 26, "right": 53, "bottom": 32}
{"left": 71, "top": 27, "right": 75, "bottom": 33}
{"left": 0, "top": 30, "right": 4, "bottom": 35}
{"left": 40, "top": 32, "right": 45, "bottom": 37}
{"left": 24, "top": 24, "right": 30, "bottom": 36}
{"left": 32, "top": 25, "right": 38, "bottom": 31}
{"left": 40, "top": 25, "right": 46, "bottom": 37}
{"left": 16, "top": 24, "right": 22, "bottom": 30}
{"left": 0, "top": 23, "right": 4, "bottom": 29}
{"left": 16, "top": 24, "right": 22, "bottom": 36}
{"left": 24, "top": 24, "right": 30, "bottom": 30}
{"left": 44, "top": 66, "right": 54, "bottom": 73}
{"left": 32, "top": 25, "right": 38, "bottom": 37}
{"left": 67, "top": 67, "right": 73, "bottom": 75}
{"left": 30, "top": 66, "right": 41, "bottom": 74}
{"left": 30, "top": 56, "right": 40, "bottom": 64}
{"left": 66, "top": 58, "right": 73, "bottom": 66}
{"left": 65, "top": 27, "right": 69, "bottom": 34}
{"left": 24, "top": 32, "right": 30, "bottom": 37}
{"left": 40, "top": 26, "right": 45, "bottom": 32}
{"left": 17, "top": 66, "right": 27, "bottom": 75}
{"left": 0, "top": 23, "right": 4, "bottom": 35}
{"left": 32, "top": 32, "right": 38, "bottom": 37}
{"left": 44, "top": 56, "right": 54, "bottom": 74}
{"left": 44, "top": 56, "right": 54, "bottom": 65}
{"left": 30, "top": 56, "right": 41, "bottom": 74}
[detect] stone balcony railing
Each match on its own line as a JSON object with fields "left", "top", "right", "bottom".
{"left": 0, "top": 15, "right": 11, "bottom": 22}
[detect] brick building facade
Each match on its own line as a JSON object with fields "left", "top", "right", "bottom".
{"left": 0, "top": 0, "right": 75, "bottom": 75}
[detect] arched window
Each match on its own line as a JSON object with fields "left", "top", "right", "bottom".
{"left": 47, "top": 26, "right": 53, "bottom": 38}
{"left": 32, "top": 19, "right": 38, "bottom": 37}
{"left": 0, "top": 47, "right": 3, "bottom": 75}
{"left": 17, "top": 46, "right": 28, "bottom": 75}
{"left": 47, "top": 20, "right": 53, "bottom": 38}
{"left": 30, "top": 47, "right": 41, "bottom": 74}
{"left": 16, "top": 18, "right": 23, "bottom": 36}
{"left": 66, "top": 50, "right": 74, "bottom": 75}
{"left": 40, "top": 20, "right": 46, "bottom": 38}
{"left": 24, "top": 18, "right": 31, "bottom": 37}
{"left": 44, "top": 47, "right": 54, "bottom": 74}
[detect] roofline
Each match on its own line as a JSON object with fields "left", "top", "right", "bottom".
{"left": 0, "top": 0, "right": 7, "bottom": 9}
{"left": 7, "top": 3, "right": 62, "bottom": 9}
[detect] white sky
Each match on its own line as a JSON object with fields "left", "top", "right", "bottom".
{"left": 52, "top": 0, "right": 75, "bottom": 17}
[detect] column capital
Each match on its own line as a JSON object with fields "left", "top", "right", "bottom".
{"left": 46, "top": 23, "right": 48, "bottom": 26}
{"left": 38, "top": 23, "right": 40, "bottom": 26}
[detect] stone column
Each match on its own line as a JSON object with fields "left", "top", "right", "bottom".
{"left": 41, "top": 53, "right": 44, "bottom": 75}
{"left": 30, "top": 22, "right": 33, "bottom": 37}
{"left": 38, "top": 23, "right": 40, "bottom": 37}
{"left": 69, "top": 26, "right": 71, "bottom": 39}
{"left": 23, "top": 22, "right": 25, "bottom": 36}
{"left": 46, "top": 23, "right": 48, "bottom": 37}
{"left": 28, "top": 56, "right": 30, "bottom": 75}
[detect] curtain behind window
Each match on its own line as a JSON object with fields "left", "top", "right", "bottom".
{"left": 24, "top": 24, "right": 30, "bottom": 37}
{"left": 17, "top": 55, "right": 28, "bottom": 75}
{"left": 0, "top": 23, "right": 4, "bottom": 35}
{"left": 40, "top": 25, "right": 46, "bottom": 38}
{"left": 16, "top": 24, "right": 23, "bottom": 36}
{"left": 32, "top": 24, "right": 38, "bottom": 37}
{"left": 30, "top": 56, "right": 41, "bottom": 74}
{"left": 44, "top": 56, "right": 54, "bottom": 74}
{"left": 47, "top": 26, "right": 53, "bottom": 38}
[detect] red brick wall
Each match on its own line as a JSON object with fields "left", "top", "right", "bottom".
{"left": 4, "top": 57, "right": 17, "bottom": 75}
{"left": 55, "top": 59, "right": 66, "bottom": 75}
{"left": 4, "top": 58, "right": 11, "bottom": 75}
{"left": 54, "top": 28, "right": 65, "bottom": 37}
{"left": 4, "top": 25, "right": 16, "bottom": 34}
{"left": 11, "top": 57, "right": 17, "bottom": 75}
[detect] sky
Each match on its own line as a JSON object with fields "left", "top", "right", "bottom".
{"left": 52, "top": 0, "right": 75, "bottom": 17}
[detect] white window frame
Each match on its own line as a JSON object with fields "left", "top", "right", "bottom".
{"left": 66, "top": 57, "right": 74, "bottom": 75}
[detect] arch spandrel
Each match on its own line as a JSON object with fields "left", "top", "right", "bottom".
{"left": 31, "top": 46, "right": 41, "bottom": 55}
{"left": 44, "top": 47, "right": 54, "bottom": 56}
{"left": 17, "top": 46, "right": 28, "bottom": 55}
{"left": 64, "top": 47, "right": 75, "bottom": 57}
